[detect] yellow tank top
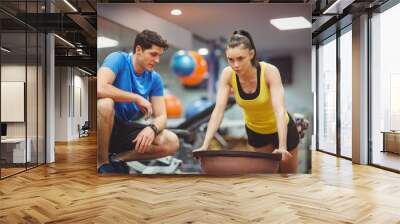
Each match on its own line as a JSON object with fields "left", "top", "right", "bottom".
{"left": 231, "top": 62, "right": 289, "bottom": 134}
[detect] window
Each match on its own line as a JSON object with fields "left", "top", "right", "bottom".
{"left": 317, "top": 36, "right": 337, "bottom": 154}
{"left": 370, "top": 2, "right": 400, "bottom": 171}
{"left": 339, "top": 28, "right": 352, "bottom": 158}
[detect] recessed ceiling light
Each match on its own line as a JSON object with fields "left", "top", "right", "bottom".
{"left": 171, "top": 9, "right": 182, "bottom": 16}
{"left": 97, "top": 36, "right": 119, "bottom": 48}
{"left": 270, "top": 16, "right": 311, "bottom": 31}
{"left": 198, "top": 48, "right": 209, "bottom": 56}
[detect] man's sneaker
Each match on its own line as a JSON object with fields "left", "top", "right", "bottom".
{"left": 97, "top": 155, "right": 130, "bottom": 174}
{"left": 98, "top": 163, "right": 119, "bottom": 174}
{"left": 110, "top": 154, "right": 131, "bottom": 173}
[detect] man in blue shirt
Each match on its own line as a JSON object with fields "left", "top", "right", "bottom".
{"left": 97, "top": 30, "right": 179, "bottom": 173}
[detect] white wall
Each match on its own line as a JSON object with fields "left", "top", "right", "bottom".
{"left": 55, "top": 67, "right": 68, "bottom": 141}
{"left": 97, "top": 6, "right": 193, "bottom": 50}
{"left": 54, "top": 67, "right": 89, "bottom": 141}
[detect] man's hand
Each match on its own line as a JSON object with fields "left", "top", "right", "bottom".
{"left": 272, "top": 148, "right": 292, "bottom": 162}
{"left": 134, "top": 95, "right": 152, "bottom": 119}
{"left": 133, "top": 127, "right": 156, "bottom": 153}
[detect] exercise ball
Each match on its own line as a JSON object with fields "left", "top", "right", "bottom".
{"left": 179, "top": 51, "right": 208, "bottom": 86}
{"left": 170, "top": 50, "right": 195, "bottom": 77}
{"left": 185, "top": 97, "right": 212, "bottom": 119}
{"left": 165, "top": 95, "right": 183, "bottom": 118}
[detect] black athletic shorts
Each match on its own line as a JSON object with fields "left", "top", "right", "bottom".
{"left": 108, "top": 117, "right": 147, "bottom": 154}
{"left": 245, "top": 113, "right": 300, "bottom": 151}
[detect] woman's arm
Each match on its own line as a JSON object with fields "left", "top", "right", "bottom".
{"left": 195, "top": 67, "right": 232, "bottom": 151}
{"left": 266, "top": 64, "right": 290, "bottom": 156}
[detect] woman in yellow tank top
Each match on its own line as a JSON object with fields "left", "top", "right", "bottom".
{"left": 194, "top": 30, "right": 300, "bottom": 173}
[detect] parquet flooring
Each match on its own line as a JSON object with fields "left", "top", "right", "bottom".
{"left": 1, "top": 135, "right": 399, "bottom": 223}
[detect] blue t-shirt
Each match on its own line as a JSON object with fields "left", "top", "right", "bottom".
{"left": 101, "top": 51, "right": 164, "bottom": 121}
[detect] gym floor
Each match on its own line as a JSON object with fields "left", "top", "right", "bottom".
{"left": 0, "top": 134, "right": 399, "bottom": 223}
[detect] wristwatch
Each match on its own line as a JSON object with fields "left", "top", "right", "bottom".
{"left": 148, "top": 123, "right": 159, "bottom": 136}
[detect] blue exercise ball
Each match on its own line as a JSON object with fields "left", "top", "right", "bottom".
{"left": 170, "top": 50, "right": 195, "bottom": 77}
{"left": 185, "top": 97, "right": 212, "bottom": 119}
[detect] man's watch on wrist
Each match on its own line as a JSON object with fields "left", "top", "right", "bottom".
{"left": 148, "top": 124, "right": 159, "bottom": 136}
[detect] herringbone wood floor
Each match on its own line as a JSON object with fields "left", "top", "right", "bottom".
{"left": 1, "top": 135, "right": 400, "bottom": 224}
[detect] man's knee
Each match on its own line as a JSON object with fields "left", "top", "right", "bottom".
{"left": 98, "top": 98, "right": 114, "bottom": 118}
{"left": 159, "top": 130, "right": 179, "bottom": 155}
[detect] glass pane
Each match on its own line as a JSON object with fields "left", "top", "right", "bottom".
{"left": 27, "top": 31, "right": 38, "bottom": 169}
{"left": 318, "top": 37, "right": 337, "bottom": 154}
{"left": 371, "top": 3, "right": 400, "bottom": 171}
{"left": 38, "top": 33, "right": 45, "bottom": 165}
{"left": 1, "top": 31, "right": 27, "bottom": 177}
{"left": 340, "top": 29, "right": 352, "bottom": 158}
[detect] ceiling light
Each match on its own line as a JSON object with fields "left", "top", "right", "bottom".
{"left": 97, "top": 36, "right": 119, "bottom": 48}
{"left": 54, "top": 34, "right": 75, "bottom": 48}
{"left": 63, "top": 0, "right": 78, "bottom": 12}
{"left": 198, "top": 48, "right": 209, "bottom": 56}
{"left": 1, "top": 47, "right": 11, "bottom": 53}
{"left": 171, "top": 9, "right": 182, "bottom": 16}
{"left": 270, "top": 16, "right": 311, "bottom": 31}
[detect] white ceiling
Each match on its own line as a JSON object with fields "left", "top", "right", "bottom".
{"left": 134, "top": 3, "right": 311, "bottom": 52}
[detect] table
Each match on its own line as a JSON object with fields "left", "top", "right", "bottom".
{"left": 381, "top": 131, "right": 400, "bottom": 154}
{"left": 1, "top": 138, "right": 32, "bottom": 163}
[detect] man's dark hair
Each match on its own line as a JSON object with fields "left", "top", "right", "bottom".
{"left": 133, "top": 29, "right": 168, "bottom": 53}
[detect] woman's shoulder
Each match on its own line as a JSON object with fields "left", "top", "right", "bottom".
{"left": 259, "top": 61, "right": 278, "bottom": 71}
{"left": 222, "top": 66, "right": 233, "bottom": 74}
{"left": 220, "top": 66, "right": 234, "bottom": 78}
{"left": 219, "top": 66, "right": 234, "bottom": 85}
{"left": 259, "top": 61, "right": 280, "bottom": 84}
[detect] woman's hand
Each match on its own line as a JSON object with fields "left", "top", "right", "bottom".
{"left": 193, "top": 146, "right": 207, "bottom": 153}
{"left": 272, "top": 148, "right": 292, "bottom": 162}
{"left": 193, "top": 146, "right": 207, "bottom": 159}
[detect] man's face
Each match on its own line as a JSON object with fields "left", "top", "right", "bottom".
{"left": 136, "top": 45, "right": 164, "bottom": 71}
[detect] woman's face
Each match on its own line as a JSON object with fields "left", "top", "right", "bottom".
{"left": 226, "top": 45, "right": 254, "bottom": 75}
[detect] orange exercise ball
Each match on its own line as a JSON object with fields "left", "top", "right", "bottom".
{"left": 179, "top": 51, "right": 208, "bottom": 86}
{"left": 164, "top": 95, "right": 183, "bottom": 118}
